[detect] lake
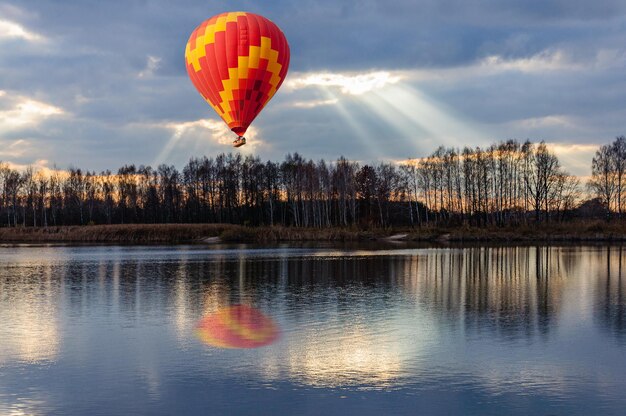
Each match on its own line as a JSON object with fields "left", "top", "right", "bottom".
{"left": 0, "top": 244, "right": 625, "bottom": 415}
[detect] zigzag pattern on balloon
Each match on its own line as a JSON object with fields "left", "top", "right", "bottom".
{"left": 185, "top": 12, "right": 290, "bottom": 137}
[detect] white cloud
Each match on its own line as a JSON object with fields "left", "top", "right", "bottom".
{"left": 402, "top": 49, "right": 585, "bottom": 84}
{"left": 0, "top": 19, "right": 44, "bottom": 42}
{"left": 291, "top": 98, "right": 338, "bottom": 108}
{"left": 593, "top": 48, "right": 626, "bottom": 70}
{"left": 478, "top": 50, "right": 577, "bottom": 73}
{"left": 286, "top": 71, "right": 402, "bottom": 95}
{"left": 507, "top": 115, "right": 579, "bottom": 130}
{"left": 5, "top": 158, "right": 53, "bottom": 172}
{"left": 138, "top": 55, "right": 162, "bottom": 78}
{"left": 0, "top": 92, "right": 60, "bottom": 166}
{"left": 0, "top": 93, "right": 65, "bottom": 133}
{"left": 74, "top": 94, "right": 91, "bottom": 105}
{"left": 285, "top": 49, "right": 582, "bottom": 98}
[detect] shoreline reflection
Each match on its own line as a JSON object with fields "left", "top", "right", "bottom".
{"left": 0, "top": 245, "right": 625, "bottom": 415}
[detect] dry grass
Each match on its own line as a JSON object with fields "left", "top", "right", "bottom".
{"left": 242, "top": 226, "right": 375, "bottom": 242}
{"left": 406, "top": 220, "right": 626, "bottom": 242}
{"left": 0, "top": 224, "right": 379, "bottom": 243}
{"left": 0, "top": 224, "right": 232, "bottom": 243}
{"left": 0, "top": 221, "right": 625, "bottom": 244}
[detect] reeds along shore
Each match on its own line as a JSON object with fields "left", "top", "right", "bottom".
{"left": 0, "top": 222, "right": 625, "bottom": 244}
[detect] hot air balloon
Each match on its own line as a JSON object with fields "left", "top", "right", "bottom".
{"left": 185, "top": 12, "right": 290, "bottom": 148}
{"left": 196, "top": 305, "right": 280, "bottom": 349}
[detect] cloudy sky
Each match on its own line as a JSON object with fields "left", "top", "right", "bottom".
{"left": 1, "top": 0, "right": 625, "bottom": 177}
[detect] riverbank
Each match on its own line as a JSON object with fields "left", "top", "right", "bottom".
{"left": 0, "top": 222, "right": 625, "bottom": 244}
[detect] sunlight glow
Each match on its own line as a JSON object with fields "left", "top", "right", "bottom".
{"left": 5, "top": 159, "right": 52, "bottom": 173}
{"left": 546, "top": 143, "right": 600, "bottom": 177}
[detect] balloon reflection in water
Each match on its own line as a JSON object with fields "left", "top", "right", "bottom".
{"left": 196, "top": 305, "right": 279, "bottom": 349}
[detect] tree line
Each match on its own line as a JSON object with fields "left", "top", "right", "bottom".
{"left": 588, "top": 136, "right": 626, "bottom": 217}
{"left": 0, "top": 137, "right": 621, "bottom": 228}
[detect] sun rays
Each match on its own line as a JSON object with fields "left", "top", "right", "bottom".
{"left": 152, "top": 120, "right": 261, "bottom": 166}
{"left": 289, "top": 70, "right": 492, "bottom": 159}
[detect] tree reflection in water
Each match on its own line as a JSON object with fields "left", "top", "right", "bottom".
{"left": 595, "top": 246, "right": 626, "bottom": 344}
{"left": 1, "top": 245, "right": 626, "bottom": 415}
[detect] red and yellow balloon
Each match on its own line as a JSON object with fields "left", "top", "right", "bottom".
{"left": 196, "top": 305, "right": 280, "bottom": 349}
{"left": 185, "top": 12, "right": 290, "bottom": 147}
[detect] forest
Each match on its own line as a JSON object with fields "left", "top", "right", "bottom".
{"left": 0, "top": 137, "right": 624, "bottom": 229}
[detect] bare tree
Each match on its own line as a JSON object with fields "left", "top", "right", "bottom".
{"left": 588, "top": 144, "right": 617, "bottom": 217}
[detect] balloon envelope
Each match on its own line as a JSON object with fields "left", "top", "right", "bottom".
{"left": 196, "top": 305, "right": 280, "bottom": 349}
{"left": 185, "top": 12, "right": 290, "bottom": 138}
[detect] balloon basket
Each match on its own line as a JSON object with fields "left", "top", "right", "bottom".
{"left": 233, "top": 137, "right": 246, "bottom": 148}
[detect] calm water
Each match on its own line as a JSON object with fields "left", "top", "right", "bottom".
{"left": 0, "top": 244, "right": 625, "bottom": 415}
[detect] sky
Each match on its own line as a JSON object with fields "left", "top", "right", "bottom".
{"left": 0, "top": 0, "right": 625, "bottom": 177}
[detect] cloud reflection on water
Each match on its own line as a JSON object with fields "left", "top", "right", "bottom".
{"left": 0, "top": 245, "right": 625, "bottom": 414}
{"left": 0, "top": 264, "right": 60, "bottom": 364}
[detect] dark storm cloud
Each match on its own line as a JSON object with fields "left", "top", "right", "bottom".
{"left": 0, "top": 0, "right": 624, "bottom": 173}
